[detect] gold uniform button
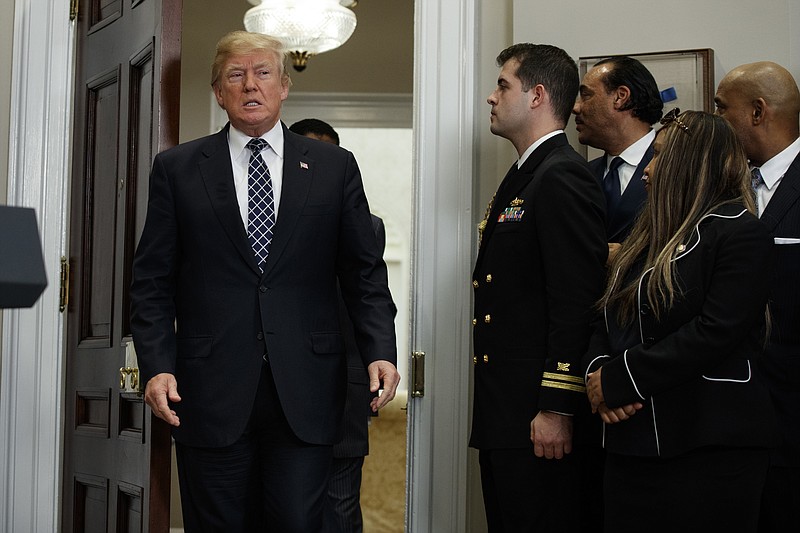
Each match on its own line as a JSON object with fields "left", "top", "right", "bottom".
{"left": 483, "top": 354, "right": 489, "bottom": 363}
{"left": 484, "top": 314, "right": 491, "bottom": 323}
{"left": 472, "top": 280, "right": 479, "bottom": 288}
{"left": 472, "top": 318, "right": 477, "bottom": 326}
{"left": 486, "top": 274, "right": 492, "bottom": 282}
{"left": 473, "top": 355, "right": 478, "bottom": 365}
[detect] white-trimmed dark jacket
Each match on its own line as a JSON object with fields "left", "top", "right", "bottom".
{"left": 583, "top": 203, "right": 778, "bottom": 457}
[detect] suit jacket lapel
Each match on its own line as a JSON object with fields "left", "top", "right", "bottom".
{"left": 607, "top": 144, "right": 651, "bottom": 241}
{"left": 474, "top": 162, "right": 517, "bottom": 272}
{"left": 261, "top": 124, "right": 314, "bottom": 277}
{"left": 198, "top": 125, "right": 261, "bottom": 274}
{"left": 761, "top": 154, "right": 800, "bottom": 232}
{"left": 474, "top": 134, "right": 567, "bottom": 271}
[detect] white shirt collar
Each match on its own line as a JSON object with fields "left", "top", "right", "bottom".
{"left": 757, "top": 137, "right": 800, "bottom": 191}
{"left": 518, "top": 130, "right": 563, "bottom": 168}
{"left": 608, "top": 129, "right": 655, "bottom": 170}
{"left": 228, "top": 120, "right": 285, "bottom": 161}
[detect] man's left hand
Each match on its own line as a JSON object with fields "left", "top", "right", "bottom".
{"left": 367, "top": 360, "right": 401, "bottom": 412}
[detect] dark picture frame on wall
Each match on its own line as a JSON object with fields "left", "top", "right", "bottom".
{"left": 577, "top": 48, "right": 715, "bottom": 159}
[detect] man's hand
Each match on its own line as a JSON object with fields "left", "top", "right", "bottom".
{"left": 144, "top": 372, "right": 181, "bottom": 426}
{"left": 530, "top": 411, "right": 573, "bottom": 459}
{"left": 367, "top": 360, "right": 401, "bottom": 412}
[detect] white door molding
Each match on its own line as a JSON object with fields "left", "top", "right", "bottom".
{"left": 407, "top": 0, "right": 476, "bottom": 531}
{"left": 211, "top": 91, "right": 414, "bottom": 133}
{"left": 0, "top": 1, "right": 74, "bottom": 531}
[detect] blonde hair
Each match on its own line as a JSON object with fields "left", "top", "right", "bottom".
{"left": 603, "top": 111, "right": 753, "bottom": 323}
{"left": 210, "top": 30, "right": 290, "bottom": 87}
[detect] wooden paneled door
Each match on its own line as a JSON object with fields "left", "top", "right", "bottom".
{"left": 62, "top": 0, "right": 181, "bottom": 531}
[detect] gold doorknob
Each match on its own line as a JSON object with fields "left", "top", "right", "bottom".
{"left": 119, "top": 367, "right": 139, "bottom": 390}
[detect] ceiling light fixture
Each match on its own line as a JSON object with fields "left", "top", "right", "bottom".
{"left": 244, "top": 0, "right": 358, "bottom": 72}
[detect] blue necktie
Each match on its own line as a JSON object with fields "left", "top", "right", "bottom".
{"left": 603, "top": 156, "right": 624, "bottom": 212}
{"left": 246, "top": 138, "right": 275, "bottom": 270}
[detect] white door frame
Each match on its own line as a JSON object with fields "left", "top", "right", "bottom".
{"left": 1, "top": 0, "right": 479, "bottom": 531}
{"left": 407, "top": 0, "right": 477, "bottom": 531}
{"left": 0, "top": 1, "right": 74, "bottom": 532}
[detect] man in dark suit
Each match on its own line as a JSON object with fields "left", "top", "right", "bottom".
{"left": 715, "top": 61, "right": 800, "bottom": 533}
{"left": 572, "top": 56, "right": 663, "bottom": 254}
{"left": 288, "top": 118, "right": 390, "bottom": 533}
{"left": 130, "top": 31, "right": 400, "bottom": 533}
{"left": 471, "top": 43, "right": 607, "bottom": 532}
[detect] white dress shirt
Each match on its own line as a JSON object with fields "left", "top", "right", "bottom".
{"left": 227, "top": 121, "right": 285, "bottom": 227}
{"left": 605, "top": 129, "right": 655, "bottom": 194}
{"left": 753, "top": 136, "right": 800, "bottom": 217}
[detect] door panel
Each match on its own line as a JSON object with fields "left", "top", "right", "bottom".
{"left": 83, "top": 68, "right": 120, "bottom": 345}
{"left": 63, "top": 1, "right": 181, "bottom": 531}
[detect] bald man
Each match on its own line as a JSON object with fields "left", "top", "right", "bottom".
{"left": 716, "top": 62, "right": 800, "bottom": 533}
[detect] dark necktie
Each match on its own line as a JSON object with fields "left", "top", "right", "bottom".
{"left": 246, "top": 138, "right": 275, "bottom": 270}
{"left": 603, "top": 156, "right": 624, "bottom": 212}
{"left": 751, "top": 167, "right": 764, "bottom": 216}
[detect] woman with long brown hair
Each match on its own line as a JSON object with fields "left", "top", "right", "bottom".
{"left": 583, "top": 109, "right": 777, "bottom": 532}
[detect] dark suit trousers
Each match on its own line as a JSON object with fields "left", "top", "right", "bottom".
{"left": 175, "top": 362, "right": 333, "bottom": 533}
{"left": 479, "top": 448, "right": 586, "bottom": 533}
{"left": 324, "top": 456, "right": 365, "bottom": 533}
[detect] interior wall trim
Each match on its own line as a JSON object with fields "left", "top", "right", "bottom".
{"left": 210, "top": 91, "right": 413, "bottom": 133}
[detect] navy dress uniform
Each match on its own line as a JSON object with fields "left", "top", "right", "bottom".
{"left": 469, "top": 133, "right": 607, "bottom": 532}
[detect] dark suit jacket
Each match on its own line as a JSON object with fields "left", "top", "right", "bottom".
{"left": 130, "top": 123, "right": 397, "bottom": 448}
{"left": 584, "top": 203, "right": 778, "bottom": 458}
{"left": 589, "top": 144, "right": 652, "bottom": 243}
{"left": 334, "top": 215, "right": 391, "bottom": 458}
{"left": 469, "top": 133, "right": 607, "bottom": 449}
{"left": 758, "top": 151, "right": 800, "bottom": 467}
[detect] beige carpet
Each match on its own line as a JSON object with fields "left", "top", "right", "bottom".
{"left": 361, "top": 395, "right": 407, "bottom": 532}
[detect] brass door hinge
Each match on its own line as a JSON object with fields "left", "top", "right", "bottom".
{"left": 411, "top": 351, "right": 425, "bottom": 398}
{"left": 70, "top": 0, "right": 79, "bottom": 21}
{"left": 59, "top": 256, "right": 69, "bottom": 312}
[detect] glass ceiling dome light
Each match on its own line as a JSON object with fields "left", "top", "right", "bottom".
{"left": 244, "top": 0, "right": 358, "bottom": 72}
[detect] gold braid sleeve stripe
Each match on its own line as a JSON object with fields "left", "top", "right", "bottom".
{"left": 540, "top": 380, "right": 586, "bottom": 393}
{"left": 541, "top": 372, "right": 585, "bottom": 385}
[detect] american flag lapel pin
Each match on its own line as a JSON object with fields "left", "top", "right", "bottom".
{"left": 300, "top": 161, "right": 309, "bottom": 169}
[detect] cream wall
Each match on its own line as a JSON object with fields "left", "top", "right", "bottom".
{"left": 514, "top": 0, "right": 799, "bottom": 82}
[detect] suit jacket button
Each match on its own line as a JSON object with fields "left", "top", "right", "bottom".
{"left": 640, "top": 303, "right": 651, "bottom": 316}
{"left": 472, "top": 280, "right": 479, "bottom": 288}
{"left": 472, "top": 318, "right": 477, "bottom": 326}
{"left": 473, "top": 355, "right": 478, "bottom": 365}
{"left": 484, "top": 314, "right": 491, "bottom": 323}
{"left": 483, "top": 354, "right": 489, "bottom": 363}
{"left": 486, "top": 274, "right": 492, "bottom": 282}
{"left": 259, "top": 285, "right": 267, "bottom": 293}
{"left": 257, "top": 332, "right": 264, "bottom": 340}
